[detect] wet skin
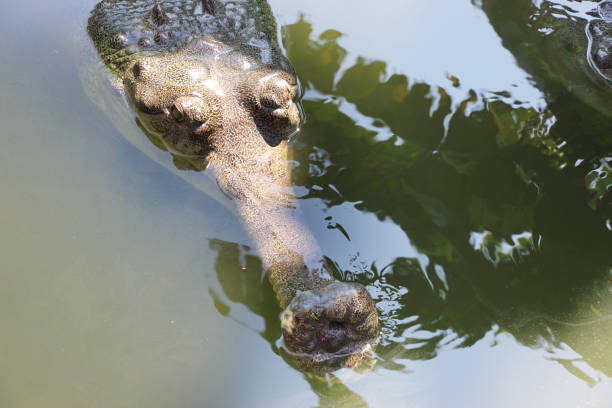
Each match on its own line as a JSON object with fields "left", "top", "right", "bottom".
{"left": 588, "top": 1, "right": 612, "bottom": 81}
{"left": 481, "top": 0, "right": 612, "bottom": 118}
{"left": 87, "top": 0, "right": 379, "bottom": 372}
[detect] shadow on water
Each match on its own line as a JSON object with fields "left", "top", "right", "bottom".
{"left": 206, "top": 239, "right": 368, "bottom": 407}
{"left": 255, "top": 13, "right": 608, "bottom": 383}
{"left": 155, "top": 7, "right": 611, "bottom": 399}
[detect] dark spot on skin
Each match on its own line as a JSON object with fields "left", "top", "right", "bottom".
{"left": 260, "top": 94, "right": 281, "bottom": 110}
{"left": 150, "top": 116, "right": 171, "bottom": 133}
{"left": 318, "top": 321, "right": 347, "bottom": 352}
{"left": 132, "top": 60, "right": 147, "bottom": 78}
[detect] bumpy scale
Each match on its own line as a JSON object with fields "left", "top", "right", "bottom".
{"left": 87, "top": 0, "right": 380, "bottom": 372}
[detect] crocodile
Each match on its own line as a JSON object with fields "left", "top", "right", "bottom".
{"left": 85, "top": 0, "right": 379, "bottom": 372}
{"left": 481, "top": 0, "right": 612, "bottom": 118}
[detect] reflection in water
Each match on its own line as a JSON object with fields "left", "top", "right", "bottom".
{"left": 207, "top": 239, "right": 280, "bottom": 344}
{"left": 2, "top": 0, "right": 611, "bottom": 405}
{"left": 82, "top": 1, "right": 610, "bottom": 387}
{"left": 88, "top": 3, "right": 610, "bottom": 394}
{"left": 478, "top": 0, "right": 612, "bottom": 213}
{"left": 206, "top": 239, "right": 368, "bottom": 407}
{"left": 86, "top": 0, "right": 382, "bottom": 373}
{"left": 276, "top": 15, "right": 611, "bottom": 384}
{"left": 587, "top": 1, "right": 612, "bottom": 81}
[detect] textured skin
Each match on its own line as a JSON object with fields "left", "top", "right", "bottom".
{"left": 88, "top": 0, "right": 284, "bottom": 73}
{"left": 87, "top": 0, "right": 379, "bottom": 372}
{"left": 481, "top": 0, "right": 612, "bottom": 119}
{"left": 281, "top": 282, "right": 379, "bottom": 371}
{"left": 588, "top": 1, "right": 612, "bottom": 81}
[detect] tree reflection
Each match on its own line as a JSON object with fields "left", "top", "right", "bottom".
{"left": 206, "top": 12, "right": 611, "bottom": 390}
{"left": 282, "top": 16, "right": 612, "bottom": 380}
{"left": 478, "top": 0, "right": 612, "bottom": 214}
{"left": 206, "top": 239, "right": 368, "bottom": 407}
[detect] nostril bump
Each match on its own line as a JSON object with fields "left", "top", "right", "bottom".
{"left": 261, "top": 94, "right": 281, "bottom": 110}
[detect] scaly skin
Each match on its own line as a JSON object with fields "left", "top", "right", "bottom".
{"left": 481, "top": 0, "right": 612, "bottom": 117}
{"left": 87, "top": 0, "right": 379, "bottom": 372}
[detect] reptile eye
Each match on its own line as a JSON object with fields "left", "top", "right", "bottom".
{"left": 261, "top": 94, "right": 281, "bottom": 110}
{"left": 258, "top": 77, "right": 292, "bottom": 111}
{"left": 170, "top": 103, "right": 184, "bottom": 122}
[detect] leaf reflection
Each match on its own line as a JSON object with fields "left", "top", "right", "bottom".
{"left": 282, "top": 13, "right": 612, "bottom": 383}
{"left": 207, "top": 9, "right": 610, "bottom": 391}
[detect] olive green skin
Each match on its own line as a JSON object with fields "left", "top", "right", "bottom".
{"left": 87, "top": 0, "right": 379, "bottom": 372}
{"left": 481, "top": 0, "right": 612, "bottom": 117}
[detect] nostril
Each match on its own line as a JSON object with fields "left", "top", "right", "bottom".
{"left": 170, "top": 103, "right": 184, "bottom": 122}
{"left": 322, "top": 321, "right": 346, "bottom": 339}
{"left": 317, "top": 321, "right": 348, "bottom": 352}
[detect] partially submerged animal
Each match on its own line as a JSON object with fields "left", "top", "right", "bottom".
{"left": 482, "top": 0, "right": 612, "bottom": 117}
{"left": 587, "top": 1, "right": 612, "bottom": 81}
{"left": 86, "top": 0, "right": 379, "bottom": 371}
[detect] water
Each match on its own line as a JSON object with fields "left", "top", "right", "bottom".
{"left": 0, "top": 0, "right": 611, "bottom": 407}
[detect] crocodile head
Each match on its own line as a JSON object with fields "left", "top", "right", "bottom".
{"left": 88, "top": 0, "right": 380, "bottom": 373}
{"left": 123, "top": 37, "right": 301, "bottom": 162}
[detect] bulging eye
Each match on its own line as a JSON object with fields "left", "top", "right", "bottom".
{"left": 260, "top": 93, "right": 283, "bottom": 110}
{"left": 170, "top": 103, "right": 184, "bottom": 122}
{"left": 247, "top": 72, "right": 301, "bottom": 144}
{"left": 259, "top": 78, "right": 293, "bottom": 111}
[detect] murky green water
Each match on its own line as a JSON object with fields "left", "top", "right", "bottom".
{"left": 1, "top": 0, "right": 611, "bottom": 407}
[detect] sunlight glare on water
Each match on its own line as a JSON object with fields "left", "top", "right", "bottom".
{"left": 271, "top": 0, "right": 548, "bottom": 109}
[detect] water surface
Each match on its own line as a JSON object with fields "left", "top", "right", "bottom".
{"left": 0, "top": 0, "right": 611, "bottom": 407}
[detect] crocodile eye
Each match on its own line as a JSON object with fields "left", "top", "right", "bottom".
{"left": 170, "top": 103, "right": 184, "bottom": 122}
{"left": 260, "top": 93, "right": 282, "bottom": 110}
{"left": 261, "top": 81, "right": 291, "bottom": 111}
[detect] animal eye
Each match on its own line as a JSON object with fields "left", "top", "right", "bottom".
{"left": 258, "top": 77, "right": 293, "bottom": 111}
{"left": 170, "top": 103, "right": 184, "bottom": 121}
{"left": 260, "top": 94, "right": 281, "bottom": 110}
